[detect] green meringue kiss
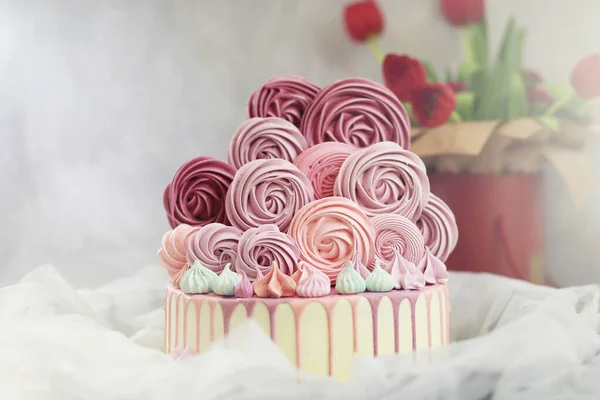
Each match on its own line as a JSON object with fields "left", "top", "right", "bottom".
{"left": 212, "top": 264, "right": 242, "bottom": 296}
{"left": 365, "top": 260, "right": 394, "bottom": 292}
{"left": 335, "top": 261, "right": 367, "bottom": 294}
{"left": 180, "top": 260, "right": 216, "bottom": 294}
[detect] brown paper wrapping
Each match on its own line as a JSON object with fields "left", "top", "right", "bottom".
{"left": 411, "top": 118, "right": 594, "bottom": 208}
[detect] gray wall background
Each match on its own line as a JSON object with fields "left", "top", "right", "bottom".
{"left": 1, "top": 0, "right": 599, "bottom": 287}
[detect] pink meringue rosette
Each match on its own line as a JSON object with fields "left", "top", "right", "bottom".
{"left": 248, "top": 75, "right": 320, "bottom": 129}
{"left": 157, "top": 224, "right": 200, "bottom": 277}
{"left": 416, "top": 194, "right": 458, "bottom": 262}
{"left": 288, "top": 197, "right": 375, "bottom": 284}
{"left": 235, "top": 224, "right": 300, "bottom": 280}
{"left": 225, "top": 159, "right": 314, "bottom": 232}
{"left": 300, "top": 78, "right": 411, "bottom": 149}
{"left": 371, "top": 214, "right": 425, "bottom": 266}
{"left": 228, "top": 117, "right": 308, "bottom": 169}
{"left": 334, "top": 141, "right": 430, "bottom": 222}
{"left": 186, "top": 223, "right": 242, "bottom": 274}
{"left": 293, "top": 142, "right": 357, "bottom": 199}
{"left": 163, "top": 156, "right": 236, "bottom": 228}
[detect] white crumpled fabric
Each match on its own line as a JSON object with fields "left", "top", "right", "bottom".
{"left": 1, "top": 265, "right": 599, "bottom": 400}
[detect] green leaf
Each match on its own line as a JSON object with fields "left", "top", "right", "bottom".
{"left": 458, "top": 61, "right": 480, "bottom": 82}
{"left": 455, "top": 92, "right": 475, "bottom": 120}
{"left": 508, "top": 72, "right": 528, "bottom": 119}
{"left": 423, "top": 62, "right": 439, "bottom": 83}
{"left": 536, "top": 115, "right": 560, "bottom": 132}
{"left": 444, "top": 68, "right": 454, "bottom": 83}
{"left": 402, "top": 102, "right": 418, "bottom": 125}
{"left": 471, "top": 20, "right": 489, "bottom": 72}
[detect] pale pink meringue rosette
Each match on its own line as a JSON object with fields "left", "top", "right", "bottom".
{"left": 334, "top": 141, "right": 430, "bottom": 222}
{"left": 157, "top": 224, "right": 199, "bottom": 278}
{"left": 228, "top": 117, "right": 308, "bottom": 169}
{"left": 288, "top": 197, "right": 375, "bottom": 284}
{"left": 163, "top": 156, "right": 236, "bottom": 228}
{"left": 225, "top": 159, "right": 314, "bottom": 232}
{"left": 416, "top": 194, "right": 459, "bottom": 262}
{"left": 371, "top": 214, "right": 425, "bottom": 266}
{"left": 293, "top": 142, "right": 357, "bottom": 199}
{"left": 235, "top": 225, "right": 300, "bottom": 280}
{"left": 186, "top": 223, "right": 243, "bottom": 274}
{"left": 248, "top": 75, "right": 320, "bottom": 129}
{"left": 300, "top": 78, "right": 411, "bottom": 149}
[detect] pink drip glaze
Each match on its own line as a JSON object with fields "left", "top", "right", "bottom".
{"left": 166, "top": 284, "right": 448, "bottom": 373}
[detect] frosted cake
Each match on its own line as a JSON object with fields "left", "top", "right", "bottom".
{"left": 158, "top": 76, "right": 458, "bottom": 380}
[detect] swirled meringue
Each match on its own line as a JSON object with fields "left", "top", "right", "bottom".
{"left": 158, "top": 224, "right": 200, "bottom": 277}
{"left": 296, "top": 263, "right": 332, "bottom": 298}
{"left": 386, "top": 249, "right": 425, "bottom": 290}
{"left": 365, "top": 260, "right": 394, "bottom": 292}
{"left": 288, "top": 196, "right": 375, "bottom": 284}
{"left": 335, "top": 261, "right": 367, "bottom": 294}
{"left": 371, "top": 213, "right": 425, "bottom": 265}
{"left": 234, "top": 224, "right": 300, "bottom": 280}
{"left": 225, "top": 159, "right": 314, "bottom": 232}
{"left": 416, "top": 194, "right": 458, "bottom": 262}
{"left": 180, "top": 260, "right": 216, "bottom": 294}
{"left": 334, "top": 141, "right": 430, "bottom": 221}
{"left": 248, "top": 75, "right": 320, "bottom": 128}
{"left": 228, "top": 117, "right": 308, "bottom": 169}
{"left": 253, "top": 261, "right": 297, "bottom": 298}
{"left": 418, "top": 247, "right": 450, "bottom": 285}
{"left": 212, "top": 264, "right": 242, "bottom": 296}
{"left": 186, "top": 223, "right": 242, "bottom": 274}
{"left": 163, "top": 156, "right": 236, "bottom": 228}
{"left": 300, "top": 78, "right": 411, "bottom": 149}
{"left": 234, "top": 271, "right": 254, "bottom": 298}
{"left": 293, "top": 142, "right": 357, "bottom": 199}
{"left": 352, "top": 251, "right": 371, "bottom": 280}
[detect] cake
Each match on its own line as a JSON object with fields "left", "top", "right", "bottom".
{"left": 159, "top": 76, "right": 458, "bottom": 380}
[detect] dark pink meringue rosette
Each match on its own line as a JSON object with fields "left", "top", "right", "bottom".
{"left": 415, "top": 194, "right": 458, "bottom": 262}
{"left": 288, "top": 197, "right": 375, "bottom": 283}
{"left": 235, "top": 224, "right": 300, "bottom": 280}
{"left": 228, "top": 117, "right": 308, "bottom": 169}
{"left": 300, "top": 78, "right": 411, "bottom": 149}
{"left": 163, "top": 156, "right": 236, "bottom": 228}
{"left": 225, "top": 159, "right": 314, "bottom": 232}
{"left": 186, "top": 223, "right": 243, "bottom": 273}
{"left": 371, "top": 214, "right": 425, "bottom": 266}
{"left": 334, "top": 141, "right": 430, "bottom": 222}
{"left": 248, "top": 75, "right": 320, "bottom": 129}
{"left": 293, "top": 142, "right": 357, "bottom": 199}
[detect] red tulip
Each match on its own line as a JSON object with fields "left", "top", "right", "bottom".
{"left": 343, "top": 1, "right": 384, "bottom": 42}
{"left": 440, "top": 0, "right": 485, "bottom": 26}
{"left": 527, "top": 87, "right": 554, "bottom": 104}
{"left": 382, "top": 54, "right": 427, "bottom": 102}
{"left": 522, "top": 69, "right": 543, "bottom": 86}
{"left": 571, "top": 54, "right": 600, "bottom": 99}
{"left": 448, "top": 80, "right": 468, "bottom": 93}
{"left": 410, "top": 83, "right": 457, "bottom": 128}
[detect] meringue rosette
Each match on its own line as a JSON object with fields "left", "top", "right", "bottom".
{"left": 234, "top": 224, "right": 300, "bottom": 280}
{"left": 288, "top": 197, "right": 375, "bottom": 283}
{"left": 186, "top": 223, "right": 242, "bottom": 274}
{"left": 163, "top": 156, "right": 236, "bottom": 228}
{"left": 371, "top": 213, "right": 425, "bottom": 265}
{"left": 293, "top": 142, "right": 357, "bottom": 199}
{"left": 334, "top": 141, "right": 430, "bottom": 221}
{"left": 300, "top": 78, "right": 411, "bottom": 149}
{"left": 416, "top": 194, "right": 458, "bottom": 262}
{"left": 225, "top": 158, "right": 314, "bottom": 231}
{"left": 228, "top": 117, "right": 308, "bottom": 169}
{"left": 248, "top": 75, "right": 320, "bottom": 128}
{"left": 157, "top": 224, "right": 200, "bottom": 277}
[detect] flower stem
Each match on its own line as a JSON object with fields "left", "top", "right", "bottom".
{"left": 544, "top": 87, "right": 575, "bottom": 117}
{"left": 460, "top": 26, "right": 475, "bottom": 65}
{"left": 449, "top": 111, "right": 462, "bottom": 123}
{"left": 367, "top": 35, "right": 384, "bottom": 64}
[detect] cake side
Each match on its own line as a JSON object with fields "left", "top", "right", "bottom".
{"left": 165, "top": 284, "right": 449, "bottom": 380}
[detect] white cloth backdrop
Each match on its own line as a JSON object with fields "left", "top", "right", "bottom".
{"left": 1, "top": 0, "right": 600, "bottom": 288}
{"left": 0, "top": 265, "right": 599, "bottom": 399}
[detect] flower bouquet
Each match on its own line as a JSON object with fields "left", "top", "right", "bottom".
{"left": 343, "top": 0, "right": 599, "bottom": 284}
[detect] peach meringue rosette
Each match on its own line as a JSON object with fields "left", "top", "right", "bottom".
{"left": 157, "top": 224, "right": 200, "bottom": 277}
{"left": 288, "top": 197, "right": 375, "bottom": 283}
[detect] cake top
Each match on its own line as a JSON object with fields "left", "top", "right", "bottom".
{"left": 158, "top": 76, "right": 458, "bottom": 298}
